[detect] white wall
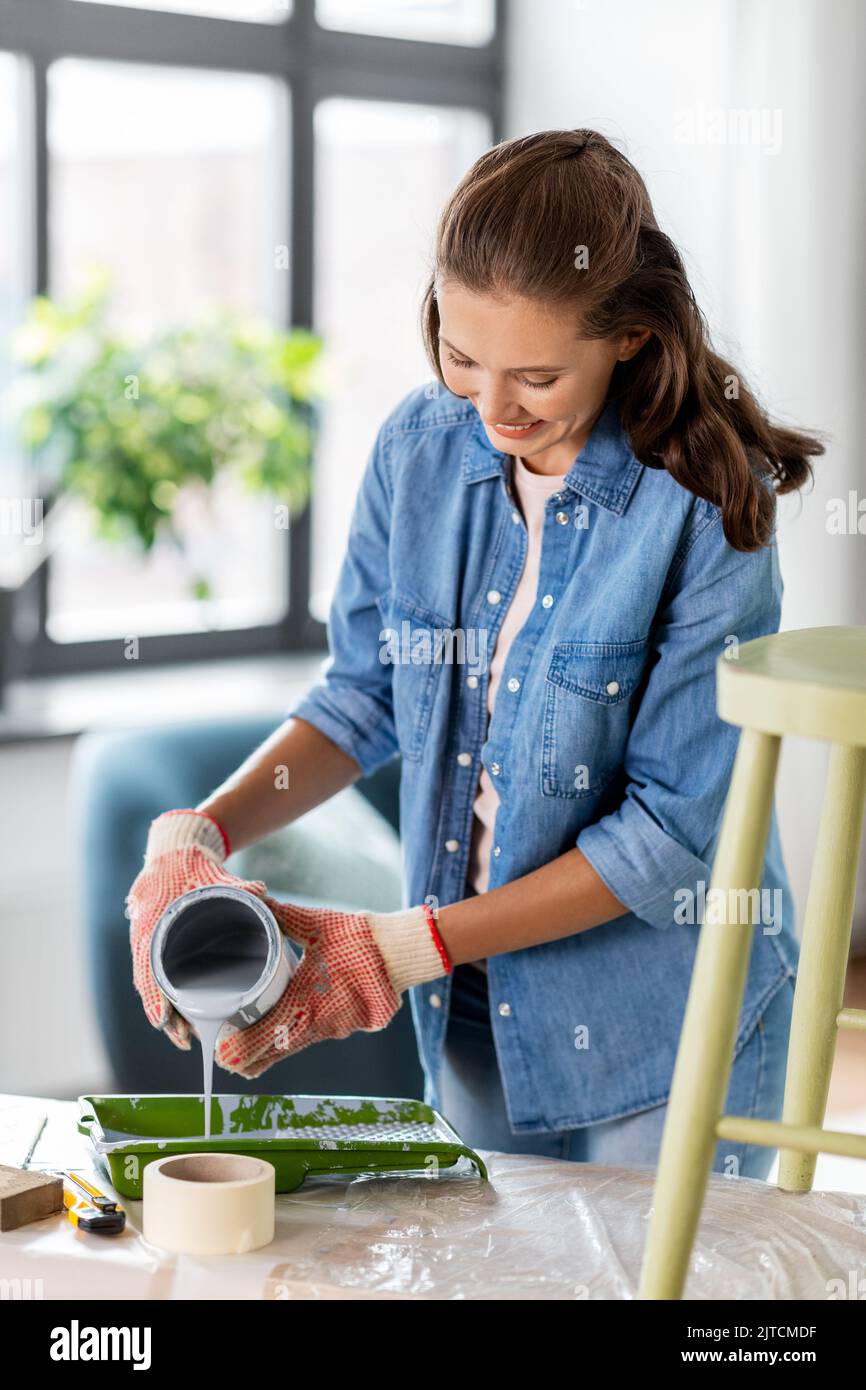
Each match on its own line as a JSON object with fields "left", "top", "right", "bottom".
{"left": 505, "top": 0, "right": 866, "bottom": 946}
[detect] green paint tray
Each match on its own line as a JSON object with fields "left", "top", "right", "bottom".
{"left": 77, "top": 1093, "right": 489, "bottom": 1199}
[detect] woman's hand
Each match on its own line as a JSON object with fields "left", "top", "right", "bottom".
{"left": 126, "top": 809, "right": 269, "bottom": 1051}
{"left": 214, "top": 897, "right": 451, "bottom": 1080}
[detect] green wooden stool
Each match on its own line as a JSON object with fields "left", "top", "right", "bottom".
{"left": 638, "top": 625, "right": 866, "bottom": 1300}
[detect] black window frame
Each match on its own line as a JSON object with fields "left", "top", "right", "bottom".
{"left": 0, "top": 0, "right": 505, "bottom": 676}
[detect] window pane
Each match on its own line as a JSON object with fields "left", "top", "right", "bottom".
{"left": 311, "top": 99, "right": 491, "bottom": 618}
{"left": 49, "top": 61, "right": 288, "bottom": 331}
{"left": 69, "top": 0, "right": 291, "bottom": 21}
{"left": 46, "top": 60, "right": 291, "bottom": 643}
{"left": 316, "top": 0, "right": 494, "bottom": 45}
{"left": 0, "top": 53, "right": 33, "bottom": 593}
{"left": 0, "top": 55, "right": 30, "bottom": 381}
{"left": 47, "top": 477, "right": 289, "bottom": 643}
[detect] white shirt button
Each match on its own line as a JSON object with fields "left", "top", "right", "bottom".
{"left": 467, "top": 675, "right": 479, "bottom": 688}
{"left": 456, "top": 751, "right": 472, "bottom": 766}
{"left": 487, "top": 589, "right": 501, "bottom": 604}
{"left": 498, "top": 1001, "right": 512, "bottom": 1017}
{"left": 490, "top": 762, "right": 501, "bottom": 776}
{"left": 429, "top": 993, "right": 442, "bottom": 1008}
{"left": 512, "top": 510, "right": 521, "bottom": 523}
{"left": 507, "top": 676, "right": 520, "bottom": 693}
{"left": 493, "top": 845, "right": 501, "bottom": 857}
{"left": 541, "top": 594, "right": 553, "bottom": 608}
{"left": 555, "top": 511, "right": 570, "bottom": 525}
{"left": 445, "top": 838, "right": 460, "bottom": 852}
{"left": 606, "top": 680, "right": 620, "bottom": 696}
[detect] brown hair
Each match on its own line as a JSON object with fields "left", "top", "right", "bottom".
{"left": 420, "top": 129, "right": 824, "bottom": 552}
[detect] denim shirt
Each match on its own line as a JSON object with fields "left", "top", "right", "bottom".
{"left": 287, "top": 383, "right": 799, "bottom": 1131}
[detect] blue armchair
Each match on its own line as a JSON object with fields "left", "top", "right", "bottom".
{"left": 69, "top": 716, "right": 424, "bottom": 1098}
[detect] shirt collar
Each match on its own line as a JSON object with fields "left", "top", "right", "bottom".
{"left": 460, "top": 397, "right": 644, "bottom": 516}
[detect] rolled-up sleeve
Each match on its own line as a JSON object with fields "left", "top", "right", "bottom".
{"left": 576, "top": 503, "right": 783, "bottom": 929}
{"left": 286, "top": 424, "right": 399, "bottom": 778}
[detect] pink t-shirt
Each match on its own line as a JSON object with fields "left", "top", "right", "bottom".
{"left": 465, "top": 453, "right": 568, "bottom": 973}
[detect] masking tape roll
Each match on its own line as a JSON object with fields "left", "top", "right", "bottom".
{"left": 143, "top": 1153, "right": 275, "bottom": 1255}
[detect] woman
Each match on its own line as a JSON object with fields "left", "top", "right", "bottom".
{"left": 127, "top": 130, "right": 823, "bottom": 1177}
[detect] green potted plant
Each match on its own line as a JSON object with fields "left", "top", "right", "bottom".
{"left": 0, "top": 269, "right": 326, "bottom": 699}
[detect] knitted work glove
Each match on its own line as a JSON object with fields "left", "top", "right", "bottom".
{"left": 214, "top": 896, "right": 451, "bottom": 1080}
{"left": 126, "top": 809, "right": 268, "bottom": 1051}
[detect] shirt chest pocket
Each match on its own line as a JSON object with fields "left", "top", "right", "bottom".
{"left": 376, "top": 587, "right": 455, "bottom": 763}
{"left": 541, "top": 638, "right": 651, "bottom": 798}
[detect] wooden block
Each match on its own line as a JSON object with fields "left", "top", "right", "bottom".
{"left": 0, "top": 1164, "right": 64, "bottom": 1231}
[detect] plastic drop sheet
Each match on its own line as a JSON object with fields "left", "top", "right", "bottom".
{"left": 2, "top": 1095, "right": 865, "bottom": 1300}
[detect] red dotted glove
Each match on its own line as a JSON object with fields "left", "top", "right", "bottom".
{"left": 125, "top": 809, "right": 269, "bottom": 1051}
{"left": 214, "top": 896, "right": 451, "bottom": 1080}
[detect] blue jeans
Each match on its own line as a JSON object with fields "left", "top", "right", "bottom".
{"left": 439, "top": 960, "right": 795, "bottom": 1179}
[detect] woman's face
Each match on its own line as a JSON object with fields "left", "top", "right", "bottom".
{"left": 436, "top": 280, "right": 649, "bottom": 473}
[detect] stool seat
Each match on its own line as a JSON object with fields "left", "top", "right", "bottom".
{"left": 718, "top": 625, "right": 866, "bottom": 745}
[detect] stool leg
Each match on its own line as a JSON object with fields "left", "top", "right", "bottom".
{"left": 638, "top": 728, "right": 780, "bottom": 1300}
{"left": 778, "top": 743, "right": 866, "bottom": 1192}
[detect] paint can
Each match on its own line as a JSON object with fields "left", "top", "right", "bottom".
{"left": 150, "top": 884, "right": 299, "bottom": 1038}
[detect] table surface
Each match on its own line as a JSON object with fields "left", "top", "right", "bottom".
{"left": 2, "top": 1093, "right": 865, "bottom": 1300}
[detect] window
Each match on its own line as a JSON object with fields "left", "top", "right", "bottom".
{"left": 316, "top": 0, "right": 494, "bottom": 45}
{"left": 311, "top": 98, "right": 491, "bottom": 618}
{"left": 0, "top": 55, "right": 31, "bottom": 363}
{"left": 46, "top": 61, "right": 289, "bottom": 642}
{"left": 3, "top": 1, "right": 502, "bottom": 675}
{"left": 49, "top": 61, "right": 288, "bottom": 333}
{"left": 0, "top": 53, "right": 33, "bottom": 594}
{"left": 69, "top": 0, "right": 291, "bottom": 21}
